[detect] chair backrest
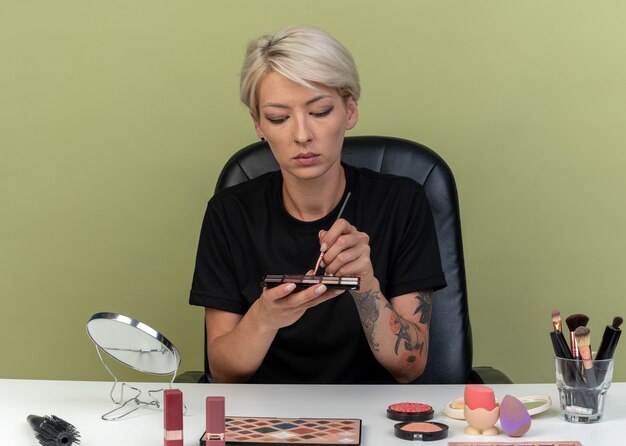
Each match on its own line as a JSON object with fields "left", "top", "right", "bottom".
{"left": 208, "top": 135, "right": 473, "bottom": 384}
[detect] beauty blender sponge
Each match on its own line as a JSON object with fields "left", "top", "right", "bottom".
{"left": 499, "top": 395, "right": 531, "bottom": 437}
{"left": 464, "top": 385, "right": 497, "bottom": 411}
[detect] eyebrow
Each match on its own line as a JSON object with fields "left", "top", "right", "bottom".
{"left": 261, "top": 94, "right": 331, "bottom": 110}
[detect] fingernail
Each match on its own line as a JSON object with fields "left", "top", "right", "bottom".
{"left": 333, "top": 289, "right": 344, "bottom": 296}
{"left": 315, "top": 284, "right": 327, "bottom": 295}
{"left": 285, "top": 283, "right": 296, "bottom": 292}
{"left": 320, "top": 242, "right": 328, "bottom": 252}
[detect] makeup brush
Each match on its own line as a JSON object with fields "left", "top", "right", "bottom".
{"left": 549, "top": 309, "right": 572, "bottom": 359}
{"left": 552, "top": 309, "right": 562, "bottom": 332}
{"left": 574, "top": 326, "right": 597, "bottom": 387}
{"left": 595, "top": 316, "right": 623, "bottom": 361}
{"left": 566, "top": 313, "right": 589, "bottom": 359}
{"left": 27, "top": 414, "right": 81, "bottom": 446}
{"left": 312, "top": 192, "right": 351, "bottom": 275}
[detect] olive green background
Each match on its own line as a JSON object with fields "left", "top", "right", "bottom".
{"left": 2, "top": 1, "right": 625, "bottom": 384}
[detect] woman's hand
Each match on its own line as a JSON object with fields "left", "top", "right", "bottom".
{"left": 253, "top": 281, "right": 344, "bottom": 333}
{"left": 318, "top": 218, "right": 378, "bottom": 292}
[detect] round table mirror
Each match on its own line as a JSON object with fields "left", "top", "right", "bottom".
{"left": 86, "top": 312, "right": 180, "bottom": 375}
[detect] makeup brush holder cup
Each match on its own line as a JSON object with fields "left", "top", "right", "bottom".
{"left": 554, "top": 356, "right": 614, "bottom": 423}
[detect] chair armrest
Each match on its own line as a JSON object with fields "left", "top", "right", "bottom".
{"left": 470, "top": 366, "right": 513, "bottom": 384}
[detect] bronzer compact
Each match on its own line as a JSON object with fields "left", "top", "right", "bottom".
{"left": 393, "top": 421, "right": 449, "bottom": 442}
{"left": 388, "top": 402, "right": 448, "bottom": 442}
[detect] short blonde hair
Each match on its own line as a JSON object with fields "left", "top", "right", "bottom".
{"left": 240, "top": 25, "right": 360, "bottom": 119}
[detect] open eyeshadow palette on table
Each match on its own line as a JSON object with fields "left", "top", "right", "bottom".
{"left": 199, "top": 416, "right": 362, "bottom": 446}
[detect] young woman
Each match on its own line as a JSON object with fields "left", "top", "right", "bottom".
{"left": 190, "top": 26, "right": 446, "bottom": 384}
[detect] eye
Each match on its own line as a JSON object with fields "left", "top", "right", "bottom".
{"left": 264, "top": 115, "right": 288, "bottom": 124}
{"left": 311, "top": 107, "right": 334, "bottom": 118}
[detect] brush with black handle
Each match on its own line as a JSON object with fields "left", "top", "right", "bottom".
{"left": 27, "top": 414, "right": 81, "bottom": 446}
{"left": 595, "top": 316, "right": 623, "bottom": 361}
{"left": 595, "top": 316, "right": 622, "bottom": 384}
{"left": 550, "top": 309, "right": 573, "bottom": 360}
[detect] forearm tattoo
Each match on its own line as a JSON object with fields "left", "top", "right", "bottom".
{"left": 390, "top": 289, "right": 433, "bottom": 368}
{"left": 413, "top": 289, "right": 433, "bottom": 324}
{"left": 350, "top": 289, "right": 380, "bottom": 351}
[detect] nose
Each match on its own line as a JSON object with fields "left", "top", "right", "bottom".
{"left": 293, "top": 113, "right": 312, "bottom": 145}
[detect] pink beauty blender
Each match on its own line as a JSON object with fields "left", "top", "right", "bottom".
{"left": 464, "top": 385, "right": 497, "bottom": 411}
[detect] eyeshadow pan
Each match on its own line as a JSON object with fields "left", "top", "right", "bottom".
{"left": 274, "top": 423, "right": 298, "bottom": 429}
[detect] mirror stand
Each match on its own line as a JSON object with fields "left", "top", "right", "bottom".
{"left": 86, "top": 312, "right": 182, "bottom": 421}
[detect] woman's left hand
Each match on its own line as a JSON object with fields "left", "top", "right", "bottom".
{"left": 318, "top": 218, "right": 378, "bottom": 292}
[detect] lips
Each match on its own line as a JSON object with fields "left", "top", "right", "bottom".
{"left": 293, "top": 152, "right": 319, "bottom": 165}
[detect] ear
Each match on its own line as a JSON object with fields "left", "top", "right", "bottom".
{"left": 345, "top": 97, "right": 359, "bottom": 130}
{"left": 251, "top": 112, "right": 264, "bottom": 140}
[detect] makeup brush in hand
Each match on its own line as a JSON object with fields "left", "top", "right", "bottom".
{"left": 566, "top": 313, "right": 589, "bottom": 359}
{"left": 575, "top": 326, "right": 597, "bottom": 387}
{"left": 27, "top": 414, "right": 81, "bottom": 446}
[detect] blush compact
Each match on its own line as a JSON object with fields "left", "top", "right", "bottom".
{"left": 387, "top": 402, "right": 434, "bottom": 422}
{"left": 394, "top": 421, "right": 449, "bottom": 442}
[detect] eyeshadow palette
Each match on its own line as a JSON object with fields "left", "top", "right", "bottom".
{"left": 447, "top": 442, "right": 583, "bottom": 446}
{"left": 262, "top": 274, "right": 360, "bottom": 291}
{"left": 199, "top": 416, "right": 362, "bottom": 446}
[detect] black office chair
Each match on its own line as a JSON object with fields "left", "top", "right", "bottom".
{"left": 178, "top": 135, "right": 510, "bottom": 384}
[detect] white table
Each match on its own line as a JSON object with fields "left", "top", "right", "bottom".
{"left": 3, "top": 379, "right": 624, "bottom": 445}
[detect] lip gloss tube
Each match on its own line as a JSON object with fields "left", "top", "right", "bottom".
{"left": 164, "top": 389, "right": 183, "bottom": 446}
{"left": 205, "top": 396, "right": 225, "bottom": 446}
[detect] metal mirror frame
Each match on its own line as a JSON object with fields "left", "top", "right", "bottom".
{"left": 86, "top": 312, "right": 182, "bottom": 420}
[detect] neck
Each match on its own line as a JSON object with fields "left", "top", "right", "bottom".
{"left": 281, "top": 164, "right": 346, "bottom": 221}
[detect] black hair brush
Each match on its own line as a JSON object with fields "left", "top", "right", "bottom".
{"left": 27, "top": 414, "right": 81, "bottom": 446}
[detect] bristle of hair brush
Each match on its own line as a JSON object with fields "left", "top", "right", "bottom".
{"left": 27, "top": 415, "right": 81, "bottom": 446}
